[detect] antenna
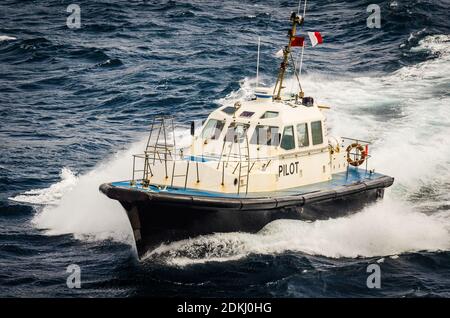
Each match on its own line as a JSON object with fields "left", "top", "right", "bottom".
{"left": 256, "top": 36, "right": 261, "bottom": 88}
{"left": 298, "top": 0, "right": 307, "bottom": 76}
{"left": 290, "top": 0, "right": 302, "bottom": 94}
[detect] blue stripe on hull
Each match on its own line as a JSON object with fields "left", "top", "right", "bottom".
{"left": 111, "top": 167, "right": 387, "bottom": 199}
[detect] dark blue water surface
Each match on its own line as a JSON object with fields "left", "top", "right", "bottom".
{"left": 1, "top": 0, "right": 450, "bottom": 297}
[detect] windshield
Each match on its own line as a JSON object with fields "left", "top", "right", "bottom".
{"left": 224, "top": 122, "right": 250, "bottom": 143}
{"left": 280, "top": 126, "right": 295, "bottom": 150}
{"left": 201, "top": 119, "right": 225, "bottom": 140}
{"left": 250, "top": 125, "right": 280, "bottom": 146}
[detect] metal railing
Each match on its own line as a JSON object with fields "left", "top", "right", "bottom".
{"left": 130, "top": 122, "right": 374, "bottom": 194}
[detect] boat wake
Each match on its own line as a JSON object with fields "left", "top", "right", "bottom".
{"left": 9, "top": 34, "right": 450, "bottom": 263}
{"left": 144, "top": 197, "right": 450, "bottom": 266}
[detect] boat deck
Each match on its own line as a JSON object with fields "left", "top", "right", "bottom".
{"left": 110, "top": 167, "right": 388, "bottom": 199}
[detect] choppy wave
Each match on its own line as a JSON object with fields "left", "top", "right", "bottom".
{"left": 0, "top": 35, "right": 16, "bottom": 41}
{"left": 9, "top": 168, "right": 77, "bottom": 205}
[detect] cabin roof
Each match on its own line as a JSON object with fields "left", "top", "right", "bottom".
{"left": 208, "top": 98, "right": 324, "bottom": 126}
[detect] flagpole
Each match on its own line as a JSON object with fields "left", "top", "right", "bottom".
{"left": 256, "top": 36, "right": 260, "bottom": 88}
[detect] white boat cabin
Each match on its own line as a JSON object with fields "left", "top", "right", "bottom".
{"left": 138, "top": 90, "right": 350, "bottom": 195}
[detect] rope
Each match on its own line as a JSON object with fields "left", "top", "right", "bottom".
{"left": 289, "top": 52, "right": 303, "bottom": 93}
{"left": 256, "top": 36, "right": 260, "bottom": 87}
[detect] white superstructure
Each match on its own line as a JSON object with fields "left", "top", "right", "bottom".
{"left": 135, "top": 92, "right": 351, "bottom": 194}
{"left": 130, "top": 11, "right": 368, "bottom": 195}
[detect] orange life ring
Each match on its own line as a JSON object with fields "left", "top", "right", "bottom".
{"left": 346, "top": 143, "right": 367, "bottom": 167}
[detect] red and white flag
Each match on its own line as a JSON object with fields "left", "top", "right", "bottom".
{"left": 307, "top": 32, "right": 323, "bottom": 47}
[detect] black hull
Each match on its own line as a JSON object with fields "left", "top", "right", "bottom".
{"left": 100, "top": 176, "right": 393, "bottom": 259}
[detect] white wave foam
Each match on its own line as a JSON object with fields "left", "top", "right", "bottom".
{"left": 146, "top": 198, "right": 450, "bottom": 266}
{"left": 0, "top": 35, "right": 17, "bottom": 42}
{"left": 9, "top": 168, "right": 77, "bottom": 205}
{"left": 10, "top": 128, "right": 193, "bottom": 245}
{"left": 216, "top": 76, "right": 259, "bottom": 105}
{"left": 29, "top": 141, "right": 144, "bottom": 244}
{"left": 11, "top": 139, "right": 144, "bottom": 244}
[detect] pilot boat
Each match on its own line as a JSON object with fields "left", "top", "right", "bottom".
{"left": 100, "top": 11, "right": 394, "bottom": 259}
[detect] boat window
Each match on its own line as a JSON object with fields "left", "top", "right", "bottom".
{"left": 239, "top": 111, "right": 255, "bottom": 118}
{"left": 201, "top": 119, "right": 225, "bottom": 140}
{"left": 311, "top": 120, "right": 323, "bottom": 145}
{"left": 296, "top": 123, "right": 309, "bottom": 148}
{"left": 224, "top": 122, "right": 250, "bottom": 143}
{"left": 221, "top": 106, "right": 236, "bottom": 115}
{"left": 281, "top": 126, "right": 295, "bottom": 150}
{"left": 260, "top": 111, "right": 279, "bottom": 119}
{"left": 250, "top": 125, "right": 280, "bottom": 146}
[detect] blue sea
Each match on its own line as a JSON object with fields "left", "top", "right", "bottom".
{"left": 1, "top": 0, "right": 449, "bottom": 297}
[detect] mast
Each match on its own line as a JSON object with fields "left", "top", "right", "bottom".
{"left": 273, "top": 12, "right": 304, "bottom": 101}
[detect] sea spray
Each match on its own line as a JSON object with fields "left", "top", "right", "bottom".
{"left": 10, "top": 128, "right": 194, "bottom": 244}
{"left": 146, "top": 197, "right": 450, "bottom": 266}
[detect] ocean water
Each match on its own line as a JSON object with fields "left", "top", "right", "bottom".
{"left": 1, "top": 0, "right": 450, "bottom": 297}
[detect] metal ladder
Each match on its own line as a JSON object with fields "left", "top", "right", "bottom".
{"left": 215, "top": 128, "right": 251, "bottom": 195}
{"left": 143, "top": 116, "right": 176, "bottom": 182}
{"left": 216, "top": 133, "right": 237, "bottom": 169}
{"left": 237, "top": 135, "right": 250, "bottom": 195}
